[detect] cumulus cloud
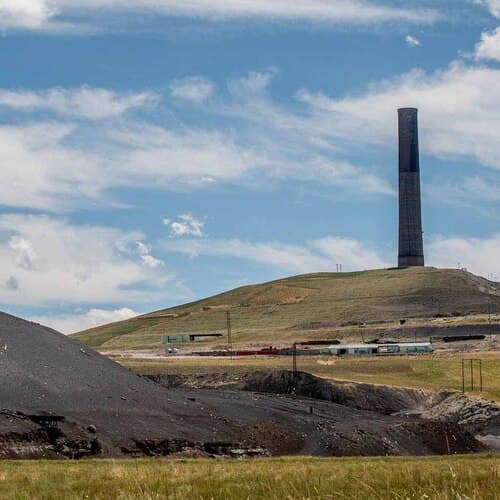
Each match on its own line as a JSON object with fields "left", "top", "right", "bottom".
{"left": 228, "top": 68, "right": 278, "bottom": 98}
{"left": 164, "top": 232, "right": 500, "bottom": 279}
{"left": 0, "top": 0, "right": 437, "bottom": 31}
{"left": 0, "top": 0, "right": 55, "bottom": 29}
{"left": 0, "top": 214, "right": 171, "bottom": 306}
{"left": 475, "top": 27, "right": 500, "bottom": 61}
{"left": 0, "top": 86, "right": 157, "bottom": 119}
{"left": 428, "top": 234, "right": 500, "bottom": 278}
{"left": 163, "top": 236, "right": 387, "bottom": 273}
{"left": 405, "top": 35, "right": 421, "bottom": 47}
{"left": 136, "top": 241, "right": 164, "bottom": 268}
{"left": 0, "top": 121, "right": 258, "bottom": 210}
{"left": 0, "top": 122, "right": 105, "bottom": 211}
{"left": 170, "top": 77, "right": 214, "bottom": 103}
{"left": 296, "top": 62, "right": 500, "bottom": 171}
{"left": 8, "top": 236, "right": 38, "bottom": 270}
{"left": 31, "top": 307, "right": 140, "bottom": 334}
{"left": 473, "top": 0, "right": 500, "bottom": 18}
{"left": 9, "top": 55, "right": 500, "bottom": 213}
{"left": 164, "top": 214, "right": 205, "bottom": 237}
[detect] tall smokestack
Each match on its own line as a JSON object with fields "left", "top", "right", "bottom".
{"left": 398, "top": 108, "right": 424, "bottom": 267}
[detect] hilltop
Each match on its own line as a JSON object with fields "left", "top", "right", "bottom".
{"left": 72, "top": 267, "right": 499, "bottom": 351}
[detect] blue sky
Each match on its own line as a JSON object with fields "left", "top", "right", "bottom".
{"left": 0, "top": 0, "right": 499, "bottom": 333}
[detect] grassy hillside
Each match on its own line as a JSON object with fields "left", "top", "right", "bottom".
{"left": 72, "top": 267, "right": 499, "bottom": 350}
{"left": 1, "top": 456, "right": 499, "bottom": 499}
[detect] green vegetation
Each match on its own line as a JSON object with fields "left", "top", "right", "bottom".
{"left": 119, "top": 352, "right": 500, "bottom": 401}
{"left": 72, "top": 267, "right": 499, "bottom": 350}
{"left": 72, "top": 317, "right": 161, "bottom": 349}
{"left": 1, "top": 456, "right": 498, "bottom": 499}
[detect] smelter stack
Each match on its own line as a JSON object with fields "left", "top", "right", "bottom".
{"left": 398, "top": 108, "right": 424, "bottom": 267}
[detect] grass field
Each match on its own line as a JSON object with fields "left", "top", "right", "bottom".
{"left": 72, "top": 267, "right": 500, "bottom": 350}
{"left": 118, "top": 352, "right": 500, "bottom": 401}
{"left": 1, "top": 456, "right": 498, "bottom": 499}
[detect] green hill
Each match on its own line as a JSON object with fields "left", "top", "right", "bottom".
{"left": 71, "top": 267, "right": 499, "bottom": 350}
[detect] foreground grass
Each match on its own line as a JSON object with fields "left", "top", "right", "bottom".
{"left": 119, "top": 352, "right": 500, "bottom": 401}
{"left": 1, "top": 456, "right": 498, "bottom": 499}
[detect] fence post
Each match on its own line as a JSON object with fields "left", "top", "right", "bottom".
{"left": 479, "top": 359, "right": 483, "bottom": 392}
{"left": 462, "top": 359, "right": 465, "bottom": 393}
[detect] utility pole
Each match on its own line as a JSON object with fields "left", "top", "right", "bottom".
{"left": 359, "top": 322, "right": 365, "bottom": 343}
{"left": 226, "top": 310, "right": 232, "bottom": 359}
{"left": 292, "top": 343, "right": 297, "bottom": 390}
{"left": 462, "top": 359, "right": 484, "bottom": 393}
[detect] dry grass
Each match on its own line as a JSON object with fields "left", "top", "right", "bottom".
{"left": 72, "top": 268, "right": 499, "bottom": 350}
{"left": 1, "top": 456, "right": 498, "bottom": 499}
{"left": 118, "top": 352, "right": 500, "bottom": 401}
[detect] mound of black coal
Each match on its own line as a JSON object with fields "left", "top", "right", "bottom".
{"left": 0, "top": 312, "right": 243, "bottom": 457}
{"left": 0, "top": 312, "right": 487, "bottom": 458}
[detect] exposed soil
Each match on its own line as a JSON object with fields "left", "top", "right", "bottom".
{"left": 148, "top": 370, "right": 500, "bottom": 449}
{"left": 0, "top": 312, "right": 495, "bottom": 459}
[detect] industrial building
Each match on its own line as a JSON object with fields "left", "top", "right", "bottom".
{"left": 320, "top": 342, "right": 433, "bottom": 357}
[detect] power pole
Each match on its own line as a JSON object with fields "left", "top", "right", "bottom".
{"left": 359, "top": 322, "right": 365, "bottom": 343}
{"left": 461, "top": 359, "right": 465, "bottom": 393}
{"left": 226, "top": 310, "right": 232, "bottom": 359}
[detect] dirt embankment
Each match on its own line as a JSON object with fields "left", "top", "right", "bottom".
{"left": 148, "top": 371, "right": 500, "bottom": 438}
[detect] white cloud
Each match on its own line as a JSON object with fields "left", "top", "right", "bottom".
{"left": 0, "top": 0, "right": 55, "bottom": 29}
{"left": 0, "top": 0, "right": 437, "bottom": 31}
{"left": 475, "top": 27, "right": 500, "bottom": 61}
{"left": 170, "top": 77, "right": 214, "bottom": 103}
{"left": 298, "top": 157, "right": 394, "bottom": 196}
{"left": 0, "top": 121, "right": 258, "bottom": 210}
{"left": 405, "top": 35, "right": 421, "bottom": 47}
{"left": 0, "top": 122, "right": 105, "bottom": 210}
{"left": 136, "top": 240, "right": 164, "bottom": 268}
{"left": 0, "top": 86, "right": 157, "bottom": 119}
{"left": 228, "top": 68, "right": 278, "bottom": 98}
{"left": 0, "top": 214, "right": 172, "bottom": 306}
{"left": 473, "top": 0, "right": 500, "bottom": 17}
{"left": 15, "top": 57, "right": 500, "bottom": 213}
{"left": 296, "top": 62, "right": 500, "bottom": 171}
{"left": 165, "top": 214, "right": 205, "bottom": 237}
{"left": 136, "top": 241, "right": 151, "bottom": 255}
{"left": 8, "top": 236, "right": 38, "bottom": 270}
{"left": 426, "top": 175, "right": 500, "bottom": 206}
{"left": 31, "top": 307, "right": 140, "bottom": 334}
{"left": 428, "top": 234, "right": 500, "bottom": 278}
{"left": 217, "top": 69, "right": 395, "bottom": 196}
{"left": 111, "top": 124, "right": 257, "bottom": 187}
{"left": 141, "top": 254, "right": 163, "bottom": 268}
{"left": 0, "top": 68, "right": 407, "bottom": 213}
{"left": 163, "top": 236, "right": 387, "bottom": 273}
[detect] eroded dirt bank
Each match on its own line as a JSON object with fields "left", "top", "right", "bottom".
{"left": 148, "top": 370, "right": 500, "bottom": 446}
